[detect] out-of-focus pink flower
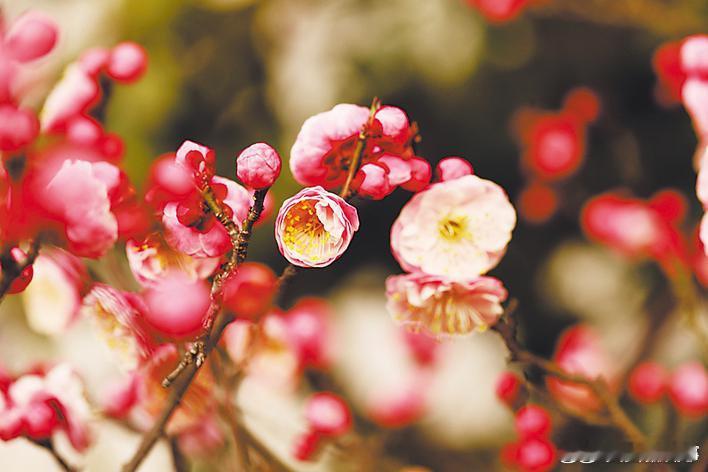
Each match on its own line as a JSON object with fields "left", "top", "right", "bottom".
{"left": 1, "top": 247, "right": 34, "bottom": 294}
{"left": 3, "top": 11, "right": 57, "bottom": 63}
{"left": 435, "top": 157, "right": 474, "bottom": 182}
{"left": 680, "top": 35, "right": 708, "bottom": 78}
{"left": 290, "top": 103, "right": 425, "bottom": 198}
{"left": 581, "top": 191, "right": 685, "bottom": 263}
{"left": 21, "top": 248, "right": 87, "bottom": 335}
{"left": 386, "top": 272, "right": 507, "bottom": 337}
{"left": 502, "top": 436, "right": 557, "bottom": 472}
{"left": 100, "top": 372, "right": 142, "bottom": 419}
{"left": 0, "top": 364, "right": 92, "bottom": 452}
{"left": 518, "top": 181, "right": 558, "bottom": 224}
{"left": 275, "top": 186, "right": 359, "bottom": 268}
{"left": 177, "top": 415, "right": 224, "bottom": 457}
{"left": 668, "top": 361, "right": 708, "bottom": 418}
{"left": 106, "top": 42, "right": 148, "bottom": 83}
{"left": 514, "top": 405, "right": 551, "bottom": 438}
{"left": 236, "top": 142, "right": 281, "bottom": 189}
{"left": 546, "top": 325, "right": 617, "bottom": 414}
{"left": 653, "top": 41, "right": 686, "bottom": 106}
{"left": 294, "top": 392, "right": 352, "bottom": 461}
{"left": 391, "top": 175, "right": 516, "bottom": 280}
{"left": 142, "top": 271, "right": 210, "bottom": 339}
{"left": 81, "top": 284, "right": 158, "bottom": 369}
{"left": 365, "top": 374, "right": 427, "bottom": 428}
{"left": 163, "top": 176, "right": 251, "bottom": 258}
{"left": 40, "top": 65, "right": 100, "bottom": 132}
{"left": 0, "top": 103, "right": 38, "bottom": 152}
{"left": 35, "top": 160, "right": 130, "bottom": 258}
{"left": 126, "top": 234, "right": 218, "bottom": 288}
{"left": 683, "top": 78, "right": 708, "bottom": 141}
{"left": 283, "top": 298, "right": 333, "bottom": 370}
{"left": 400, "top": 329, "right": 439, "bottom": 366}
{"left": 628, "top": 362, "right": 668, "bottom": 405}
{"left": 223, "top": 262, "right": 277, "bottom": 320}
{"left": 496, "top": 371, "right": 526, "bottom": 409}
{"left": 467, "top": 0, "right": 535, "bottom": 23}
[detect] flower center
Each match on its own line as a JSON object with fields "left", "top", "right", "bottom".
{"left": 282, "top": 200, "right": 332, "bottom": 263}
{"left": 438, "top": 215, "right": 468, "bottom": 241}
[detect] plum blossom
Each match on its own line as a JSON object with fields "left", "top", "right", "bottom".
{"left": 222, "top": 262, "right": 277, "bottom": 320}
{"left": 275, "top": 186, "right": 359, "bottom": 267}
{"left": 0, "top": 364, "right": 92, "bottom": 452}
{"left": 435, "top": 156, "right": 474, "bottom": 182}
{"left": 236, "top": 142, "right": 282, "bottom": 189}
{"left": 289, "top": 103, "right": 428, "bottom": 198}
{"left": 21, "top": 248, "right": 87, "bottom": 335}
{"left": 126, "top": 234, "right": 219, "bottom": 288}
{"left": 386, "top": 273, "right": 507, "bottom": 337}
{"left": 391, "top": 175, "right": 516, "bottom": 280}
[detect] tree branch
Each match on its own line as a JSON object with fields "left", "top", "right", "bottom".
{"left": 29, "top": 438, "right": 76, "bottom": 472}
{"left": 491, "top": 301, "right": 647, "bottom": 451}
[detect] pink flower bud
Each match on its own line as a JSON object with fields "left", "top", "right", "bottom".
{"left": 680, "top": 35, "right": 708, "bottom": 78}
{"left": 4, "top": 12, "right": 58, "bottom": 63}
{"left": 236, "top": 142, "right": 281, "bottom": 189}
{"left": 101, "top": 373, "right": 142, "bottom": 419}
{"left": 400, "top": 157, "right": 431, "bottom": 192}
{"left": 355, "top": 163, "right": 392, "bottom": 199}
{"left": 292, "top": 430, "right": 321, "bottom": 461}
{"left": 78, "top": 47, "right": 110, "bottom": 77}
{"left": 514, "top": 405, "right": 552, "bottom": 438}
{"left": 495, "top": 371, "right": 523, "bottom": 408}
{"left": 305, "top": 392, "right": 352, "bottom": 436}
{"left": 143, "top": 272, "right": 210, "bottom": 339}
{"left": 513, "top": 436, "right": 557, "bottom": 472}
{"left": 284, "top": 298, "right": 333, "bottom": 369}
{"left": 628, "top": 362, "right": 668, "bottom": 404}
{"left": 435, "top": 157, "right": 474, "bottom": 182}
{"left": 668, "top": 361, "right": 708, "bottom": 417}
{"left": 223, "top": 262, "right": 277, "bottom": 320}
{"left": 0, "top": 103, "right": 39, "bottom": 152}
{"left": 374, "top": 106, "right": 410, "bottom": 144}
{"left": 275, "top": 186, "right": 359, "bottom": 268}
{"left": 518, "top": 182, "right": 558, "bottom": 224}
{"left": 106, "top": 42, "right": 148, "bottom": 83}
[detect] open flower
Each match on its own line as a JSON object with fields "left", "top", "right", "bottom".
{"left": 386, "top": 272, "right": 507, "bottom": 337}
{"left": 391, "top": 175, "right": 516, "bottom": 280}
{"left": 275, "top": 186, "right": 359, "bottom": 267}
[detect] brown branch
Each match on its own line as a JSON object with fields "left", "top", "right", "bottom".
{"left": 339, "top": 97, "right": 381, "bottom": 200}
{"left": 123, "top": 186, "right": 269, "bottom": 472}
{"left": 29, "top": 438, "right": 76, "bottom": 472}
{"left": 491, "top": 301, "right": 647, "bottom": 451}
{"left": 168, "top": 436, "right": 189, "bottom": 472}
{"left": 0, "top": 238, "right": 40, "bottom": 301}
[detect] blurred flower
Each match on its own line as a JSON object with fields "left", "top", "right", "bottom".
{"left": 21, "top": 248, "right": 87, "bottom": 335}
{"left": 236, "top": 142, "right": 282, "bottom": 189}
{"left": 275, "top": 186, "right": 359, "bottom": 268}
{"left": 223, "top": 262, "right": 278, "bottom": 321}
{"left": 0, "top": 363, "right": 92, "bottom": 453}
{"left": 177, "top": 415, "right": 224, "bottom": 457}
{"left": 142, "top": 271, "right": 211, "bottom": 339}
{"left": 391, "top": 175, "right": 516, "bottom": 280}
{"left": 546, "top": 325, "right": 618, "bottom": 414}
{"left": 434, "top": 156, "right": 474, "bottom": 183}
{"left": 126, "top": 234, "right": 219, "bottom": 288}
{"left": 100, "top": 372, "right": 142, "bottom": 420}
{"left": 466, "top": 0, "right": 538, "bottom": 23}
{"left": 628, "top": 362, "right": 668, "bottom": 405}
{"left": 386, "top": 272, "right": 507, "bottom": 337}
{"left": 105, "top": 42, "right": 148, "bottom": 84}
{"left": 283, "top": 297, "right": 334, "bottom": 370}
{"left": 517, "top": 181, "right": 558, "bottom": 224}
{"left": 668, "top": 361, "right": 708, "bottom": 418}
{"left": 293, "top": 392, "right": 352, "bottom": 461}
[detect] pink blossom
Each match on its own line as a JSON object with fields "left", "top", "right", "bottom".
{"left": 81, "top": 284, "right": 157, "bottom": 369}
{"left": 0, "top": 103, "right": 38, "bottom": 152}
{"left": 283, "top": 298, "right": 333, "bottom": 370}
{"left": 680, "top": 35, "right": 708, "bottom": 78}
{"left": 222, "top": 262, "right": 277, "bottom": 320}
{"left": 126, "top": 234, "right": 219, "bottom": 288}
{"left": 100, "top": 372, "right": 142, "bottom": 419}
{"left": 106, "top": 42, "right": 148, "bottom": 83}
{"left": 546, "top": 325, "right": 618, "bottom": 414}
{"left": 0, "top": 364, "right": 92, "bottom": 452}
{"left": 162, "top": 176, "right": 251, "bottom": 258}
{"left": 668, "top": 361, "right": 708, "bottom": 417}
{"left": 682, "top": 78, "right": 708, "bottom": 140}
{"left": 37, "top": 160, "right": 126, "bottom": 258}
{"left": 2, "top": 12, "right": 58, "bottom": 63}
{"left": 294, "top": 392, "right": 352, "bottom": 461}
{"left": 435, "top": 156, "right": 474, "bottom": 182}
{"left": 236, "top": 142, "right": 282, "bottom": 189}
{"left": 143, "top": 271, "right": 210, "bottom": 339}
{"left": 355, "top": 162, "right": 392, "bottom": 199}
{"left": 21, "top": 248, "right": 87, "bottom": 335}
{"left": 391, "top": 175, "right": 516, "bottom": 280}
{"left": 386, "top": 272, "right": 507, "bottom": 337}
{"left": 40, "top": 65, "right": 100, "bottom": 132}
{"left": 175, "top": 139, "right": 216, "bottom": 181}
{"left": 275, "top": 186, "right": 359, "bottom": 267}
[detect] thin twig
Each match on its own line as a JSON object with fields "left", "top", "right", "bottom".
{"left": 491, "top": 301, "right": 647, "bottom": 451}
{"left": 0, "top": 238, "right": 40, "bottom": 301}
{"left": 29, "top": 438, "right": 76, "bottom": 472}
{"left": 168, "top": 436, "right": 189, "bottom": 472}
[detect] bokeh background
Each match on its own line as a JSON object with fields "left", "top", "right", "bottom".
{"left": 1, "top": 0, "right": 707, "bottom": 470}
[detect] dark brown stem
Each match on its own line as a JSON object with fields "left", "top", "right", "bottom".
{"left": 169, "top": 436, "right": 189, "bottom": 472}
{"left": 0, "top": 238, "right": 40, "bottom": 302}
{"left": 339, "top": 97, "right": 381, "bottom": 200}
{"left": 30, "top": 438, "right": 76, "bottom": 472}
{"left": 492, "top": 301, "right": 647, "bottom": 451}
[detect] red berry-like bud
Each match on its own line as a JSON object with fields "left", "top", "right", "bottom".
{"left": 668, "top": 361, "right": 708, "bottom": 417}
{"left": 143, "top": 272, "right": 210, "bottom": 338}
{"left": 236, "top": 142, "right": 281, "bottom": 189}
{"left": 305, "top": 392, "right": 352, "bottom": 437}
{"left": 515, "top": 436, "right": 557, "bottom": 472}
{"left": 435, "top": 157, "right": 474, "bottom": 182}
{"left": 563, "top": 87, "right": 601, "bottom": 123}
{"left": 4, "top": 12, "right": 58, "bottom": 63}
{"left": 518, "top": 182, "right": 558, "bottom": 224}
{"left": 285, "top": 298, "right": 333, "bottom": 369}
{"left": 514, "top": 405, "right": 552, "bottom": 438}
{"left": 495, "top": 371, "right": 522, "bottom": 407}
{"left": 5, "top": 247, "right": 34, "bottom": 294}
{"left": 107, "top": 42, "right": 148, "bottom": 83}
{"left": 628, "top": 362, "right": 668, "bottom": 404}
{"left": 222, "top": 262, "right": 277, "bottom": 320}
{"left": 401, "top": 157, "right": 432, "bottom": 192}
{"left": 292, "top": 430, "right": 321, "bottom": 461}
